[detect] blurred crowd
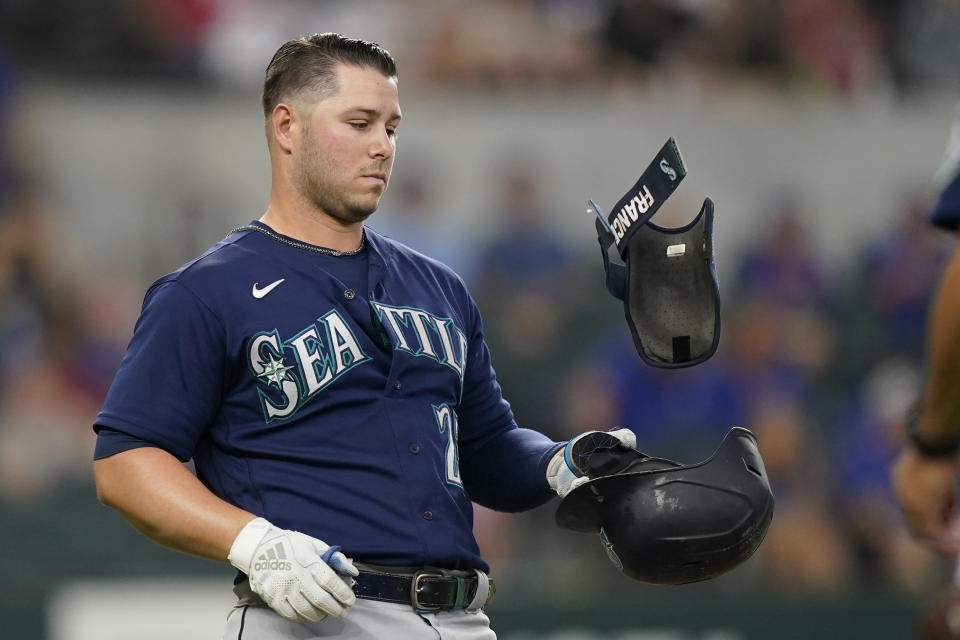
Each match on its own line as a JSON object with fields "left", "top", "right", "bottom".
{"left": 1, "top": 0, "right": 960, "bottom": 628}
{"left": 1, "top": 0, "right": 959, "bottom": 98}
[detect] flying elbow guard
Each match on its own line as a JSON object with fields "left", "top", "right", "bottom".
{"left": 590, "top": 138, "right": 721, "bottom": 368}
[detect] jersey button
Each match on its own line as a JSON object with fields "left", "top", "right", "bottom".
{"left": 409, "top": 443, "right": 420, "bottom": 454}
{"left": 423, "top": 511, "right": 433, "bottom": 520}
{"left": 343, "top": 289, "right": 356, "bottom": 300}
{"left": 394, "top": 381, "right": 402, "bottom": 390}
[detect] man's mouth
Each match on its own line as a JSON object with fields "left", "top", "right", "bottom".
{"left": 362, "top": 171, "right": 387, "bottom": 184}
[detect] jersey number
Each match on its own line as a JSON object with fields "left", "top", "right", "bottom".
{"left": 433, "top": 404, "right": 463, "bottom": 490}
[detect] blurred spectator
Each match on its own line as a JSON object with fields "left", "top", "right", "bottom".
{"left": 858, "top": 194, "right": 951, "bottom": 356}
{"left": 202, "top": 0, "right": 427, "bottom": 90}
{"left": 557, "top": 361, "right": 620, "bottom": 440}
{"left": 834, "top": 357, "right": 942, "bottom": 592}
{"left": 0, "top": 184, "right": 127, "bottom": 501}
{"left": 370, "top": 166, "right": 477, "bottom": 280}
{"left": 135, "top": 0, "right": 219, "bottom": 77}
{"left": 703, "top": 0, "right": 787, "bottom": 73}
{"left": 585, "top": 334, "right": 746, "bottom": 459}
{"left": 474, "top": 166, "right": 576, "bottom": 301}
{"left": 782, "top": 0, "right": 887, "bottom": 97}
{"left": 599, "top": 0, "right": 698, "bottom": 75}
{"left": 0, "top": 184, "right": 62, "bottom": 387}
{"left": 0, "top": 47, "right": 15, "bottom": 204}
{"left": 473, "top": 164, "right": 581, "bottom": 431}
{"left": 723, "top": 296, "right": 831, "bottom": 412}
{"left": 599, "top": 0, "right": 787, "bottom": 94}
{"left": 891, "top": 0, "right": 960, "bottom": 94}
{"left": 733, "top": 190, "right": 829, "bottom": 310}
{"left": 426, "top": 0, "right": 601, "bottom": 90}
{"left": 0, "top": 0, "right": 216, "bottom": 79}
{"left": 750, "top": 397, "right": 856, "bottom": 593}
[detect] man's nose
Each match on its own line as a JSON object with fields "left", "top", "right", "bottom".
{"left": 369, "top": 128, "right": 394, "bottom": 158}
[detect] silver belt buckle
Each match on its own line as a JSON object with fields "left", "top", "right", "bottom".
{"left": 411, "top": 569, "right": 444, "bottom": 613}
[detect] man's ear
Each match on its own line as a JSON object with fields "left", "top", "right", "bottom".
{"left": 271, "top": 103, "right": 297, "bottom": 155}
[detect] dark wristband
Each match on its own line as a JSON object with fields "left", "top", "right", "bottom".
{"left": 906, "top": 406, "right": 960, "bottom": 458}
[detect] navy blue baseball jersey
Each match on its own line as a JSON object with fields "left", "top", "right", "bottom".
{"left": 932, "top": 110, "right": 960, "bottom": 230}
{"left": 94, "top": 222, "right": 563, "bottom": 572}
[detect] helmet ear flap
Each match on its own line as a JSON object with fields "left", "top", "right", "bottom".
{"left": 555, "top": 427, "right": 775, "bottom": 584}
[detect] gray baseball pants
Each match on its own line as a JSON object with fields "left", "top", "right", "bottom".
{"left": 222, "top": 578, "right": 497, "bottom": 640}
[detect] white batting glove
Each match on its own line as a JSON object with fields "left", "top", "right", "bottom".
{"left": 547, "top": 428, "right": 636, "bottom": 498}
{"left": 228, "top": 517, "right": 359, "bottom": 622}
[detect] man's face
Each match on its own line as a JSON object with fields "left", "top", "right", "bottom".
{"left": 293, "top": 63, "right": 401, "bottom": 225}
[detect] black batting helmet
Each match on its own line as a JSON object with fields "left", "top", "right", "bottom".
{"left": 555, "top": 427, "right": 774, "bottom": 584}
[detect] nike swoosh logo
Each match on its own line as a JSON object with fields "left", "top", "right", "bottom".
{"left": 252, "top": 278, "right": 285, "bottom": 299}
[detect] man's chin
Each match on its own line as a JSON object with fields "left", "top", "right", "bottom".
{"left": 331, "top": 203, "right": 378, "bottom": 226}
{"left": 311, "top": 193, "right": 380, "bottom": 226}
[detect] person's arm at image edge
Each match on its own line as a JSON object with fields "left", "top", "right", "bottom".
{"left": 894, "top": 239, "right": 960, "bottom": 554}
{"left": 918, "top": 240, "right": 960, "bottom": 449}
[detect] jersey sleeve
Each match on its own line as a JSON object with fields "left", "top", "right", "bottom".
{"left": 455, "top": 292, "right": 563, "bottom": 512}
{"left": 931, "top": 170, "right": 960, "bottom": 231}
{"left": 93, "top": 280, "right": 226, "bottom": 461}
{"left": 94, "top": 427, "right": 161, "bottom": 459}
{"left": 931, "top": 107, "right": 960, "bottom": 231}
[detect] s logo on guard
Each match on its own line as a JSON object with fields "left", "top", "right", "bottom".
{"left": 252, "top": 278, "right": 285, "bottom": 299}
{"left": 659, "top": 157, "right": 678, "bottom": 181}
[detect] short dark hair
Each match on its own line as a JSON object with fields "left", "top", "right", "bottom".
{"left": 262, "top": 33, "right": 397, "bottom": 118}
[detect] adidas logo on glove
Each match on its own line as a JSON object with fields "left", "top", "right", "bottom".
{"left": 253, "top": 542, "right": 292, "bottom": 572}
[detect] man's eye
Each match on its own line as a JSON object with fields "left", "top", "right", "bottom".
{"left": 387, "top": 128, "right": 397, "bottom": 137}
{"left": 350, "top": 121, "right": 368, "bottom": 130}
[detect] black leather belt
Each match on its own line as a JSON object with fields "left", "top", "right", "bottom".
{"left": 353, "top": 569, "right": 496, "bottom": 613}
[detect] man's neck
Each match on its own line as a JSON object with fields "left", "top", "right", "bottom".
{"left": 260, "top": 200, "right": 365, "bottom": 253}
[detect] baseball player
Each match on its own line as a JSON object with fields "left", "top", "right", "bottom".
{"left": 893, "top": 103, "right": 960, "bottom": 554}
{"left": 92, "top": 33, "right": 634, "bottom": 639}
